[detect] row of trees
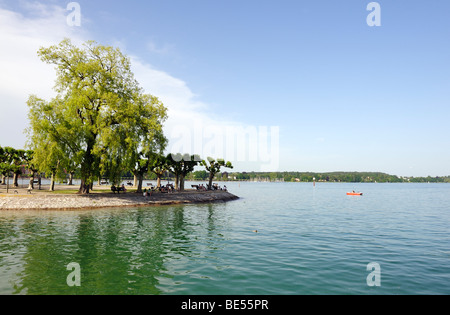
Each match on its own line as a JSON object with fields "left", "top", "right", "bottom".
{"left": 0, "top": 145, "right": 78, "bottom": 191}
{"left": 129, "top": 154, "right": 233, "bottom": 192}
{"left": 0, "top": 144, "right": 233, "bottom": 193}
{"left": 0, "top": 147, "right": 35, "bottom": 190}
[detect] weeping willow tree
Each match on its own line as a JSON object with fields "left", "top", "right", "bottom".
{"left": 26, "top": 39, "right": 167, "bottom": 194}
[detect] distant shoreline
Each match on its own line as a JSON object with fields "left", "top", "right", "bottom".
{"left": 0, "top": 188, "right": 239, "bottom": 211}
{"left": 219, "top": 172, "right": 450, "bottom": 183}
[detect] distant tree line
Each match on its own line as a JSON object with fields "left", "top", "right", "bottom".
{"left": 204, "top": 171, "right": 450, "bottom": 183}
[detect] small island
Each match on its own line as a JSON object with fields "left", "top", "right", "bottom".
{"left": 0, "top": 40, "right": 238, "bottom": 211}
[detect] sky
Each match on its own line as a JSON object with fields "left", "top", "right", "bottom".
{"left": 0, "top": 0, "right": 449, "bottom": 176}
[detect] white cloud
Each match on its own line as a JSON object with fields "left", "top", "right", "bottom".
{"left": 0, "top": 2, "right": 87, "bottom": 147}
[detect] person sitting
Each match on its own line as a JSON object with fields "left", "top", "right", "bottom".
{"left": 121, "top": 184, "right": 127, "bottom": 192}
{"left": 160, "top": 185, "right": 168, "bottom": 193}
{"left": 112, "top": 185, "right": 125, "bottom": 194}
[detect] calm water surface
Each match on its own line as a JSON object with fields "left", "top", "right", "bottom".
{"left": 1, "top": 182, "right": 449, "bottom": 295}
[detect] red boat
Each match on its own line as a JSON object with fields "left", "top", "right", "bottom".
{"left": 347, "top": 192, "right": 363, "bottom": 196}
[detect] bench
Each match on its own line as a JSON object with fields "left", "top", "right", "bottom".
{"left": 111, "top": 186, "right": 126, "bottom": 194}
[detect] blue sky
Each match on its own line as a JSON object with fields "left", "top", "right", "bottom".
{"left": 0, "top": 0, "right": 449, "bottom": 176}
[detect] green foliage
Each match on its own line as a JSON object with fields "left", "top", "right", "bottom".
{"left": 26, "top": 39, "right": 167, "bottom": 194}
{"left": 0, "top": 147, "right": 37, "bottom": 188}
{"left": 192, "top": 170, "right": 208, "bottom": 180}
{"left": 0, "top": 147, "right": 16, "bottom": 183}
{"left": 149, "top": 153, "right": 168, "bottom": 187}
{"left": 166, "top": 153, "right": 201, "bottom": 190}
{"left": 201, "top": 157, "right": 233, "bottom": 189}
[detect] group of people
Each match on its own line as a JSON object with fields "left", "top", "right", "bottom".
{"left": 196, "top": 184, "right": 208, "bottom": 191}
{"left": 113, "top": 182, "right": 228, "bottom": 198}
{"left": 111, "top": 184, "right": 127, "bottom": 193}
{"left": 211, "top": 183, "right": 228, "bottom": 191}
{"left": 195, "top": 184, "right": 228, "bottom": 191}
{"left": 160, "top": 184, "right": 174, "bottom": 193}
{"left": 139, "top": 185, "right": 175, "bottom": 198}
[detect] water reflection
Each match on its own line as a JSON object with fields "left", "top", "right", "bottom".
{"left": 0, "top": 204, "right": 230, "bottom": 295}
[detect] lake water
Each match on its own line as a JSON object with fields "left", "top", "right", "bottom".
{"left": 1, "top": 182, "right": 449, "bottom": 295}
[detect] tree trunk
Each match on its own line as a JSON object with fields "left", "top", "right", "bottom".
{"left": 180, "top": 174, "right": 185, "bottom": 191}
{"left": 208, "top": 172, "right": 215, "bottom": 190}
{"left": 13, "top": 173, "right": 19, "bottom": 187}
{"left": 156, "top": 175, "right": 162, "bottom": 188}
{"left": 136, "top": 173, "right": 144, "bottom": 193}
{"left": 68, "top": 172, "right": 74, "bottom": 185}
{"left": 0, "top": 175, "right": 5, "bottom": 185}
{"left": 174, "top": 174, "right": 179, "bottom": 190}
{"left": 133, "top": 174, "right": 138, "bottom": 187}
{"left": 28, "top": 173, "right": 35, "bottom": 190}
{"left": 49, "top": 173, "right": 55, "bottom": 191}
{"left": 78, "top": 179, "right": 90, "bottom": 194}
{"left": 78, "top": 139, "right": 95, "bottom": 194}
